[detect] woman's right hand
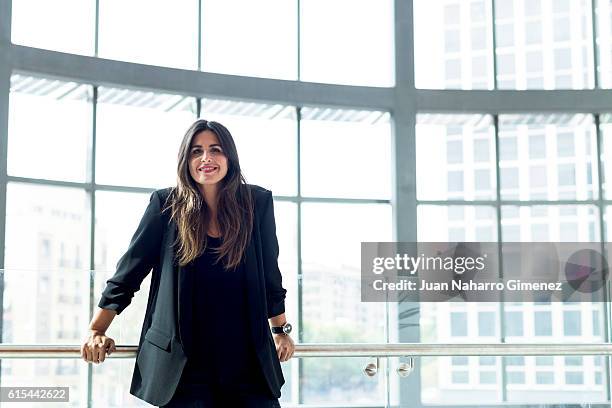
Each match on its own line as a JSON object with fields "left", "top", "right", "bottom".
{"left": 81, "top": 329, "right": 116, "bottom": 364}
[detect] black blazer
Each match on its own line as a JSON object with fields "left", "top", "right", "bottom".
{"left": 97, "top": 184, "right": 287, "bottom": 406}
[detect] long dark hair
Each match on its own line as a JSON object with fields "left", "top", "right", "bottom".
{"left": 162, "top": 119, "right": 254, "bottom": 270}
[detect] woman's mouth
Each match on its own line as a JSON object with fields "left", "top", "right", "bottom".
{"left": 198, "top": 166, "right": 218, "bottom": 174}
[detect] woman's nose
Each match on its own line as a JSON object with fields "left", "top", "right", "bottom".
{"left": 201, "top": 150, "right": 212, "bottom": 162}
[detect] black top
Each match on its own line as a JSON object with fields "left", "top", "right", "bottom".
{"left": 181, "top": 235, "right": 269, "bottom": 394}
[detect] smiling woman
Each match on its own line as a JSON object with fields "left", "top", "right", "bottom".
{"left": 84, "top": 119, "right": 294, "bottom": 407}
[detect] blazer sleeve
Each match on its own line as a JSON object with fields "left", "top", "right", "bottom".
{"left": 97, "top": 190, "right": 164, "bottom": 315}
{"left": 260, "top": 190, "right": 287, "bottom": 318}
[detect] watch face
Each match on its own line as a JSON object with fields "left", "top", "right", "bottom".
{"left": 283, "top": 323, "right": 292, "bottom": 334}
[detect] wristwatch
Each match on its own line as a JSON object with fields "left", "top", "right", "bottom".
{"left": 271, "top": 322, "right": 292, "bottom": 335}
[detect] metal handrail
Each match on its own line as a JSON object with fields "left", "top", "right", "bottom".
{"left": 1, "top": 343, "right": 612, "bottom": 358}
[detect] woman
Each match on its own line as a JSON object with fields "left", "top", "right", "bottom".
{"left": 81, "top": 119, "right": 295, "bottom": 407}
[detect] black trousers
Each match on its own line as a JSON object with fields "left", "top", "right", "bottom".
{"left": 159, "top": 382, "right": 281, "bottom": 408}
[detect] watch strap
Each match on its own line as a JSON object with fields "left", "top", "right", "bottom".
{"left": 271, "top": 322, "right": 292, "bottom": 334}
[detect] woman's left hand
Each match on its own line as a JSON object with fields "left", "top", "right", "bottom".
{"left": 273, "top": 334, "right": 295, "bottom": 362}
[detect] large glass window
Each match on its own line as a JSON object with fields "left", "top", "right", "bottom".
{"left": 499, "top": 114, "right": 597, "bottom": 200}
{"left": 596, "top": 0, "right": 612, "bottom": 87}
{"left": 418, "top": 205, "right": 497, "bottom": 242}
{"left": 415, "top": 0, "right": 596, "bottom": 90}
{"left": 414, "top": 0, "right": 494, "bottom": 89}
{"left": 201, "top": 0, "right": 297, "bottom": 79}
{"left": 415, "top": 109, "right": 608, "bottom": 404}
{"left": 2, "top": 181, "right": 91, "bottom": 404}
{"left": 98, "top": 0, "right": 198, "bottom": 69}
{"left": 495, "top": 0, "right": 594, "bottom": 89}
{"left": 8, "top": 75, "right": 92, "bottom": 183}
{"left": 300, "top": 0, "right": 394, "bottom": 86}
{"left": 11, "top": 0, "right": 95, "bottom": 55}
{"left": 301, "top": 108, "right": 392, "bottom": 199}
{"left": 4, "top": 182, "right": 90, "bottom": 271}
{"left": 417, "top": 114, "right": 496, "bottom": 200}
{"left": 95, "top": 87, "right": 196, "bottom": 188}
{"left": 502, "top": 205, "right": 599, "bottom": 242}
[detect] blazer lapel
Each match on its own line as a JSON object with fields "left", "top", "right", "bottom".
{"left": 164, "top": 223, "right": 193, "bottom": 358}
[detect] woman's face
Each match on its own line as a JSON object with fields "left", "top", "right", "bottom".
{"left": 188, "top": 130, "right": 229, "bottom": 187}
